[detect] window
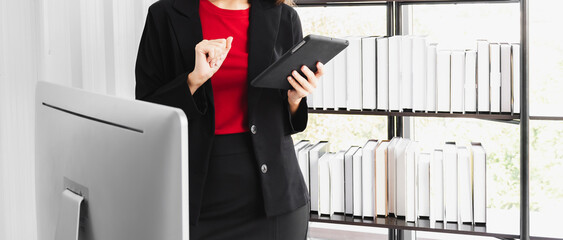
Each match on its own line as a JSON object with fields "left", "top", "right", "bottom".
{"left": 294, "top": 5, "right": 388, "bottom": 151}
{"left": 411, "top": 2, "right": 563, "bottom": 238}
{"left": 295, "top": 1, "right": 563, "bottom": 239}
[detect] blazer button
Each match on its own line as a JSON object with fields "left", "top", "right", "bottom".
{"left": 251, "top": 125, "right": 257, "bottom": 134}
{"left": 261, "top": 164, "right": 268, "bottom": 174}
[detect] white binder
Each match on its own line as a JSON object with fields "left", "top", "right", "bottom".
{"left": 401, "top": 36, "right": 413, "bottom": 111}
{"left": 309, "top": 141, "right": 329, "bottom": 212}
{"left": 500, "top": 43, "right": 512, "bottom": 113}
{"left": 362, "top": 140, "right": 379, "bottom": 218}
{"left": 395, "top": 138, "right": 411, "bottom": 217}
{"left": 330, "top": 151, "right": 346, "bottom": 215}
{"left": 471, "top": 143, "right": 487, "bottom": 224}
{"left": 344, "top": 146, "right": 360, "bottom": 215}
{"left": 334, "top": 49, "right": 347, "bottom": 110}
{"left": 375, "top": 141, "right": 390, "bottom": 216}
{"left": 489, "top": 43, "right": 501, "bottom": 113}
{"left": 346, "top": 37, "right": 363, "bottom": 111}
{"left": 377, "top": 37, "right": 389, "bottom": 111}
{"left": 512, "top": 44, "right": 520, "bottom": 114}
{"left": 464, "top": 50, "right": 477, "bottom": 113}
{"left": 388, "top": 36, "right": 401, "bottom": 111}
{"left": 477, "top": 40, "right": 490, "bottom": 112}
{"left": 458, "top": 146, "right": 473, "bottom": 224}
{"left": 450, "top": 51, "right": 465, "bottom": 113}
{"left": 418, "top": 152, "right": 431, "bottom": 218}
{"left": 426, "top": 44, "right": 438, "bottom": 112}
{"left": 362, "top": 37, "right": 377, "bottom": 110}
{"left": 405, "top": 141, "right": 419, "bottom": 222}
{"left": 323, "top": 59, "right": 335, "bottom": 110}
{"left": 437, "top": 51, "right": 451, "bottom": 112}
{"left": 319, "top": 152, "right": 335, "bottom": 216}
{"left": 313, "top": 76, "right": 324, "bottom": 109}
{"left": 443, "top": 142, "right": 458, "bottom": 223}
{"left": 386, "top": 137, "right": 402, "bottom": 216}
{"left": 412, "top": 36, "right": 428, "bottom": 112}
{"left": 353, "top": 148, "right": 363, "bottom": 217}
{"left": 430, "top": 149, "right": 444, "bottom": 222}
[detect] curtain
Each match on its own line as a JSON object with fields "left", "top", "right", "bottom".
{"left": 0, "top": 0, "right": 157, "bottom": 239}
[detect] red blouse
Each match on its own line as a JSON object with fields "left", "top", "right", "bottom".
{"left": 199, "top": 0, "right": 250, "bottom": 135}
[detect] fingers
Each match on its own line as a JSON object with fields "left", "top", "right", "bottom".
{"left": 287, "top": 76, "right": 309, "bottom": 98}
{"left": 198, "top": 37, "right": 233, "bottom": 67}
{"left": 300, "top": 65, "right": 318, "bottom": 89}
{"left": 208, "top": 38, "right": 226, "bottom": 45}
{"left": 197, "top": 41, "right": 221, "bottom": 56}
{"left": 208, "top": 48, "right": 216, "bottom": 62}
{"left": 207, "top": 37, "right": 232, "bottom": 52}
{"left": 287, "top": 63, "right": 324, "bottom": 101}
{"left": 211, "top": 39, "right": 231, "bottom": 68}
{"left": 221, "top": 36, "right": 233, "bottom": 60}
{"left": 197, "top": 45, "right": 225, "bottom": 67}
{"left": 315, "top": 62, "right": 324, "bottom": 78}
{"left": 192, "top": 37, "right": 233, "bottom": 83}
{"left": 226, "top": 36, "right": 233, "bottom": 50}
{"left": 198, "top": 46, "right": 222, "bottom": 67}
{"left": 206, "top": 41, "right": 228, "bottom": 50}
{"left": 289, "top": 70, "right": 314, "bottom": 93}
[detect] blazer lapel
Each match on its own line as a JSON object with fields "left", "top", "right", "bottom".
{"left": 247, "top": 0, "right": 281, "bottom": 116}
{"left": 170, "top": 0, "right": 216, "bottom": 106}
{"left": 170, "top": 0, "right": 203, "bottom": 68}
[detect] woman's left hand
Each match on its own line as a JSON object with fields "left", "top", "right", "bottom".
{"left": 287, "top": 62, "right": 324, "bottom": 114}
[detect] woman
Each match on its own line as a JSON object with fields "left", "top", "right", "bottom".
{"left": 135, "top": 0, "right": 323, "bottom": 239}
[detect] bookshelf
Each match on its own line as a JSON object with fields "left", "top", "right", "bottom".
{"left": 294, "top": 0, "right": 539, "bottom": 239}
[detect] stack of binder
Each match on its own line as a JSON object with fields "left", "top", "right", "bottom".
{"left": 294, "top": 138, "right": 488, "bottom": 225}
{"left": 308, "top": 36, "right": 520, "bottom": 115}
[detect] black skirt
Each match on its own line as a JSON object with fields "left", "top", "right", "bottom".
{"left": 190, "top": 132, "right": 309, "bottom": 240}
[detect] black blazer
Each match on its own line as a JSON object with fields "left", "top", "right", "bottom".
{"left": 135, "top": 0, "right": 309, "bottom": 225}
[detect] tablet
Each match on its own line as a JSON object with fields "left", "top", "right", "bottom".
{"left": 250, "top": 34, "right": 349, "bottom": 90}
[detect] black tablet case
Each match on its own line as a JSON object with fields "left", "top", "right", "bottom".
{"left": 250, "top": 34, "right": 349, "bottom": 90}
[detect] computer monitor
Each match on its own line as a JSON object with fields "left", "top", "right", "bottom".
{"left": 35, "top": 82, "right": 189, "bottom": 240}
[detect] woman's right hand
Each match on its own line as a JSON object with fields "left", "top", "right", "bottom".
{"left": 188, "top": 37, "right": 233, "bottom": 94}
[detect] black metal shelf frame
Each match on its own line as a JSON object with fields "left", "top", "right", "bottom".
{"left": 309, "top": 213, "right": 562, "bottom": 240}
{"left": 308, "top": 108, "right": 521, "bottom": 120}
{"left": 295, "top": 0, "right": 532, "bottom": 239}
{"left": 308, "top": 108, "right": 563, "bottom": 121}
{"left": 310, "top": 213, "right": 516, "bottom": 239}
{"left": 295, "top": 0, "right": 519, "bottom": 7}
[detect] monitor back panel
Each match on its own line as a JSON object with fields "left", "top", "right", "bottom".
{"left": 35, "top": 82, "right": 189, "bottom": 240}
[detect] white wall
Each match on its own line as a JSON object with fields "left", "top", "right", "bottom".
{"left": 0, "top": 0, "right": 156, "bottom": 239}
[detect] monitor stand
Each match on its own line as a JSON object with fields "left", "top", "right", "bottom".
{"left": 55, "top": 189, "right": 84, "bottom": 240}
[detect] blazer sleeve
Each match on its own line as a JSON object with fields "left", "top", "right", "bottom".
{"left": 285, "top": 10, "right": 308, "bottom": 134}
{"left": 135, "top": 7, "right": 207, "bottom": 120}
